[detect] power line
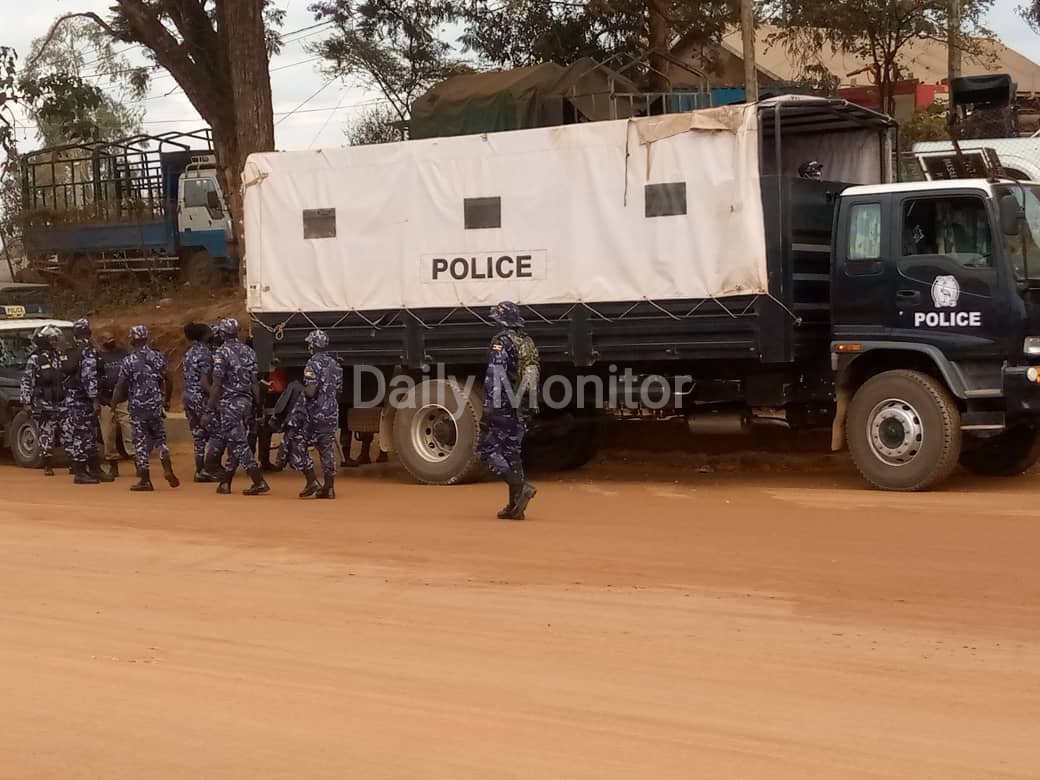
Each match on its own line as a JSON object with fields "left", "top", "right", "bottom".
{"left": 274, "top": 80, "right": 334, "bottom": 126}
{"left": 308, "top": 89, "right": 347, "bottom": 148}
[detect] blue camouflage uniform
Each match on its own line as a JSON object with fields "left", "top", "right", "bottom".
{"left": 20, "top": 330, "right": 65, "bottom": 462}
{"left": 210, "top": 321, "right": 259, "bottom": 472}
{"left": 476, "top": 301, "right": 540, "bottom": 520}
{"left": 182, "top": 341, "right": 213, "bottom": 460}
{"left": 301, "top": 348, "right": 343, "bottom": 477}
{"left": 119, "top": 327, "right": 171, "bottom": 471}
{"left": 273, "top": 380, "right": 309, "bottom": 470}
{"left": 62, "top": 319, "right": 100, "bottom": 465}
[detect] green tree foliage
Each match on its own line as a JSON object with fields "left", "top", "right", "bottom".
{"left": 900, "top": 101, "right": 949, "bottom": 148}
{"left": 310, "top": 0, "right": 467, "bottom": 124}
{"left": 764, "top": 0, "right": 994, "bottom": 116}
{"left": 346, "top": 104, "right": 404, "bottom": 145}
{"left": 1022, "top": 0, "right": 1040, "bottom": 31}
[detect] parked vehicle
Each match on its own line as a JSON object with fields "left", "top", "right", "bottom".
{"left": 0, "top": 284, "right": 73, "bottom": 467}
{"left": 20, "top": 130, "right": 235, "bottom": 285}
{"left": 245, "top": 96, "right": 1040, "bottom": 491}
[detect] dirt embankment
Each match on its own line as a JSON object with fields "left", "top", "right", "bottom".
{"left": 85, "top": 287, "right": 246, "bottom": 406}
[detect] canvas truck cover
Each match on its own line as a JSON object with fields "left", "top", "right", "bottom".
{"left": 243, "top": 103, "right": 768, "bottom": 315}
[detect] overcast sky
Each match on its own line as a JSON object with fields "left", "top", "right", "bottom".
{"left": 3, "top": 0, "right": 1039, "bottom": 152}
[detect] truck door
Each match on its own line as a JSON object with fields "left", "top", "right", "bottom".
{"left": 832, "top": 196, "right": 891, "bottom": 340}
{"left": 889, "top": 190, "right": 1006, "bottom": 360}
{"left": 178, "top": 176, "right": 227, "bottom": 236}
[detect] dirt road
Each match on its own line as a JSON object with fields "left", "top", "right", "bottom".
{"left": 2, "top": 450, "right": 1040, "bottom": 778}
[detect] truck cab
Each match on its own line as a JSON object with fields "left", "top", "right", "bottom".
{"left": 176, "top": 154, "right": 234, "bottom": 279}
{"left": 831, "top": 178, "right": 1040, "bottom": 489}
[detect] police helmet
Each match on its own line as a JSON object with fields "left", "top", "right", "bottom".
{"left": 305, "top": 329, "right": 329, "bottom": 351}
{"left": 130, "top": 324, "right": 149, "bottom": 342}
{"left": 34, "top": 324, "right": 62, "bottom": 346}
{"left": 218, "top": 318, "right": 239, "bottom": 338}
{"left": 72, "top": 318, "right": 91, "bottom": 338}
{"left": 798, "top": 160, "right": 824, "bottom": 181}
{"left": 489, "top": 301, "right": 524, "bottom": 329}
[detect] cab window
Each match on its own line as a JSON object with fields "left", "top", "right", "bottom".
{"left": 0, "top": 330, "right": 36, "bottom": 370}
{"left": 901, "top": 195, "right": 992, "bottom": 268}
{"left": 183, "top": 178, "right": 218, "bottom": 209}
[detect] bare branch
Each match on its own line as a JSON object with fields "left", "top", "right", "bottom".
{"left": 25, "top": 13, "right": 119, "bottom": 69}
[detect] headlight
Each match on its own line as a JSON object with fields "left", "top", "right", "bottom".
{"left": 1029, "top": 367, "right": 1039, "bottom": 383}
{"left": 1025, "top": 337, "right": 1040, "bottom": 356}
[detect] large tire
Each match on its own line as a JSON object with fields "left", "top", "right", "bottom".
{"left": 846, "top": 370, "right": 961, "bottom": 491}
{"left": 180, "top": 250, "right": 225, "bottom": 288}
{"left": 9, "top": 410, "right": 42, "bottom": 469}
{"left": 523, "top": 410, "right": 605, "bottom": 472}
{"left": 392, "top": 378, "right": 486, "bottom": 485}
{"left": 959, "top": 424, "right": 1040, "bottom": 477}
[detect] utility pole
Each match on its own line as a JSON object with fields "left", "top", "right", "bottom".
{"left": 741, "top": 0, "right": 759, "bottom": 102}
{"left": 948, "top": 0, "right": 962, "bottom": 83}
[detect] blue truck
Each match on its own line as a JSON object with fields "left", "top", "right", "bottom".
{"left": 20, "top": 129, "right": 236, "bottom": 285}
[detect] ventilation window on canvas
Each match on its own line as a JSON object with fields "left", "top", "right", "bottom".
{"left": 303, "top": 208, "right": 336, "bottom": 239}
{"left": 464, "top": 197, "right": 501, "bottom": 229}
{"left": 645, "top": 182, "right": 687, "bottom": 218}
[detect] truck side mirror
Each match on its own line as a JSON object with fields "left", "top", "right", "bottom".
{"left": 206, "top": 190, "right": 223, "bottom": 214}
{"left": 999, "top": 193, "right": 1023, "bottom": 236}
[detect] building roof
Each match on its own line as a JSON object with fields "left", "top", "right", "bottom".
{"left": 716, "top": 25, "right": 1040, "bottom": 94}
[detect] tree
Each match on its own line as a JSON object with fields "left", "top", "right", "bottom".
{"left": 1023, "top": 0, "right": 1040, "bottom": 31}
{"left": 309, "top": 0, "right": 465, "bottom": 126}
{"left": 21, "top": 17, "right": 149, "bottom": 146}
{"left": 346, "top": 104, "right": 403, "bottom": 145}
{"left": 900, "top": 100, "right": 948, "bottom": 147}
{"left": 32, "top": 1, "right": 283, "bottom": 260}
{"left": 458, "top": 0, "right": 737, "bottom": 91}
{"left": 764, "top": 0, "right": 994, "bottom": 117}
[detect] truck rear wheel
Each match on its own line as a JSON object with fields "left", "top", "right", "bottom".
{"left": 959, "top": 424, "right": 1040, "bottom": 477}
{"left": 523, "top": 410, "right": 605, "bottom": 472}
{"left": 846, "top": 370, "right": 961, "bottom": 491}
{"left": 180, "top": 250, "right": 224, "bottom": 288}
{"left": 10, "top": 410, "right": 42, "bottom": 469}
{"left": 392, "top": 378, "right": 486, "bottom": 485}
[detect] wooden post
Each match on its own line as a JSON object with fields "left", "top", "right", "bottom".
{"left": 741, "top": 0, "right": 759, "bottom": 102}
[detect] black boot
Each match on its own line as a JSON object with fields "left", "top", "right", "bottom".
{"left": 243, "top": 466, "right": 270, "bottom": 496}
{"left": 161, "top": 455, "right": 180, "bottom": 488}
{"left": 194, "top": 455, "right": 216, "bottom": 483}
{"left": 107, "top": 460, "right": 119, "bottom": 478}
{"left": 316, "top": 474, "right": 335, "bottom": 499}
{"left": 497, "top": 481, "right": 519, "bottom": 519}
{"left": 89, "top": 455, "right": 114, "bottom": 482}
{"left": 130, "top": 468, "right": 154, "bottom": 492}
{"left": 42, "top": 456, "right": 54, "bottom": 477}
{"left": 73, "top": 461, "right": 100, "bottom": 484}
{"left": 216, "top": 470, "right": 233, "bottom": 494}
{"left": 499, "top": 470, "right": 536, "bottom": 520}
{"left": 299, "top": 467, "right": 320, "bottom": 498}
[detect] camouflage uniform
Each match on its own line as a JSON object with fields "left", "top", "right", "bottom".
{"left": 302, "top": 349, "right": 343, "bottom": 478}
{"left": 119, "top": 339, "right": 171, "bottom": 471}
{"left": 272, "top": 380, "right": 309, "bottom": 471}
{"left": 20, "top": 333, "right": 65, "bottom": 469}
{"left": 207, "top": 319, "right": 269, "bottom": 499}
{"left": 476, "top": 302, "right": 540, "bottom": 520}
{"left": 62, "top": 322, "right": 101, "bottom": 467}
{"left": 182, "top": 341, "right": 213, "bottom": 460}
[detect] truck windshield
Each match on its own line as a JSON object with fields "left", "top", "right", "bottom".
{"left": 1001, "top": 184, "right": 1040, "bottom": 281}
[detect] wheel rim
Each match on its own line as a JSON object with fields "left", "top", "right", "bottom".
{"left": 18, "top": 421, "right": 37, "bottom": 457}
{"left": 410, "top": 404, "right": 458, "bottom": 463}
{"left": 867, "top": 398, "right": 924, "bottom": 466}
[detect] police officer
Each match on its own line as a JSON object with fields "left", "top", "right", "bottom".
{"left": 183, "top": 322, "right": 216, "bottom": 482}
{"left": 62, "top": 318, "right": 113, "bottom": 484}
{"left": 20, "top": 325, "right": 65, "bottom": 476}
{"left": 203, "top": 318, "right": 269, "bottom": 496}
{"left": 799, "top": 160, "right": 824, "bottom": 181}
{"left": 112, "top": 325, "right": 180, "bottom": 491}
{"left": 477, "top": 301, "right": 539, "bottom": 520}
{"left": 300, "top": 329, "right": 343, "bottom": 499}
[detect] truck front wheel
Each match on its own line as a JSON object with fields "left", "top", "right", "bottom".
{"left": 392, "top": 378, "right": 486, "bottom": 485}
{"left": 959, "top": 424, "right": 1040, "bottom": 477}
{"left": 846, "top": 370, "right": 961, "bottom": 491}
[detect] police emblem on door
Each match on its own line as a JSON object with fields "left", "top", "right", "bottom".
{"left": 931, "top": 275, "right": 960, "bottom": 308}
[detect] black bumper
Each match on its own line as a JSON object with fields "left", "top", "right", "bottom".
{"left": 1003, "top": 365, "right": 1040, "bottom": 415}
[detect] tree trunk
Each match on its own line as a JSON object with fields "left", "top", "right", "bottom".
{"left": 647, "top": 0, "right": 671, "bottom": 94}
{"left": 948, "top": 0, "right": 962, "bottom": 82}
{"left": 740, "top": 0, "right": 758, "bottom": 102}
{"left": 216, "top": 0, "right": 275, "bottom": 286}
